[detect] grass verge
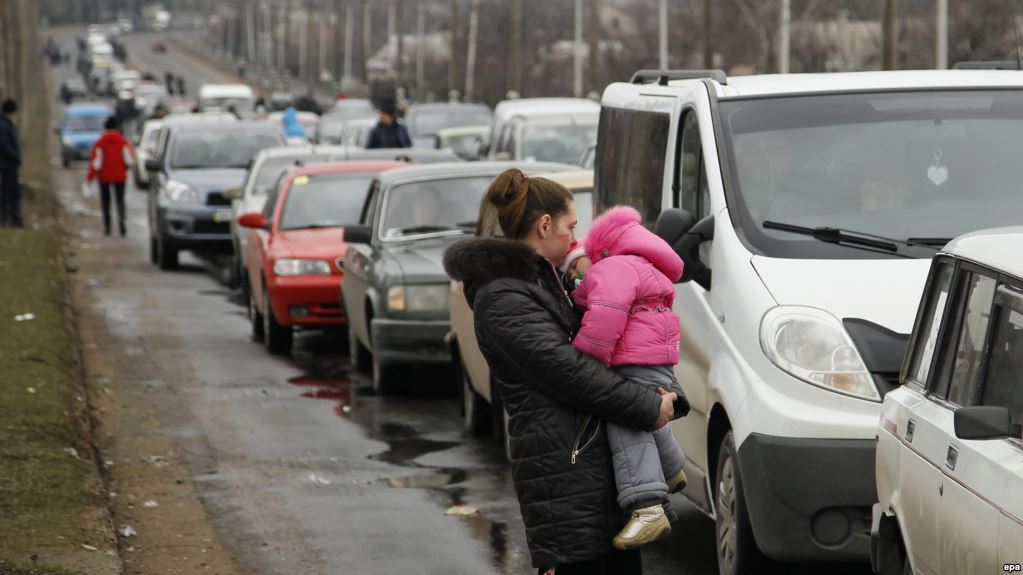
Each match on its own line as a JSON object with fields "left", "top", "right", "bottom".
{"left": 0, "top": 230, "right": 88, "bottom": 563}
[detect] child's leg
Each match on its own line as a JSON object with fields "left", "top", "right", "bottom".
{"left": 653, "top": 426, "right": 685, "bottom": 477}
{"left": 605, "top": 422, "right": 669, "bottom": 511}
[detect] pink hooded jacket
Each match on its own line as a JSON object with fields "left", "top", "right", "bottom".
{"left": 572, "top": 206, "right": 684, "bottom": 367}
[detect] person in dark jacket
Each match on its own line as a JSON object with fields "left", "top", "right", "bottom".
{"left": 444, "top": 168, "right": 678, "bottom": 575}
{"left": 365, "top": 104, "right": 411, "bottom": 149}
{"left": 0, "top": 99, "right": 23, "bottom": 227}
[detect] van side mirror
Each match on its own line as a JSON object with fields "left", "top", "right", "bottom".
{"left": 145, "top": 158, "right": 162, "bottom": 172}
{"left": 954, "top": 406, "right": 1011, "bottom": 440}
{"left": 655, "top": 209, "right": 714, "bottom": 290}
{"left": 343, "top": 224, "right": 372, "bottom": 244}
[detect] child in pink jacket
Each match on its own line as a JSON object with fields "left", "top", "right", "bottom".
{"left": 563, "top": 205, "right": 689, "bottom": 550}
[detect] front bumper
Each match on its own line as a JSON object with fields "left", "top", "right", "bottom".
{"left": 736, "top": 433, "right": 876, "bottom": 562}
{"left": 158, "top": 204, "right": 234, "bottom": 253}
{"left": 370, "top": 318, "right": 451, "bottom": 365}
{"left": 268, "top": 274, "right": 345, "bottom": 327}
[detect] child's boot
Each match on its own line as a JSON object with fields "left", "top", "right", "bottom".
{"left": 666, "top": 469, "right": 688, "bottom": 494}
{"left": 612, "top": 504, "right": 671, "bottom": 550}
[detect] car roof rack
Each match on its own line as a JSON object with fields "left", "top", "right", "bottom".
{"left": 952, "top": 60, "right": 1023, "bottom": 70}
{"left": 630, "top": 69, "right": 728, "bottom": 86}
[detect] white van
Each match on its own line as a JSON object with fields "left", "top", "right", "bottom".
{"left": 198, "top": 84, "right": 256, "bottom": 116}
{"left": 486, "top": 97, "right": 598, "bottom": 165}
{"left": 597, "top": 69, "right": 1023, "bottom": 573}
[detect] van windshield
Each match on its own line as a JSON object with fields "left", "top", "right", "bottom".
{"left": 720, "top": 90, "right": 1023, "bottom": 259}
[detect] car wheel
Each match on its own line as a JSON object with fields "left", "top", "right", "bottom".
{"left": 262, "top": 291, "right": 292, "bottom": 354}
{"left": 462, "top": 364, "right": 491, "bottom": 436}
{"left": 157, "top": 234, "right": 178, "bottom": 270}
{"left": 715, "top": 431, "right": 770, "bottom": 575}
{"left": 248, "top": 285, "right": 264, "bottom": 342}
{"left": 371, "top": 355, "right": 398, "bottom": 395}
{"left": 348, "top": 325, "right": 371, "bottom": 372}
{"left": 149, "top": 235, "right": 158, "bottom": 264}
{"left": 228, "top": 252, "right": 241, "bottom": 289}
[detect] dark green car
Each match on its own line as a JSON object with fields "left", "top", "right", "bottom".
{"left": 340, "top": 161, "right": 575, "bottom": 393}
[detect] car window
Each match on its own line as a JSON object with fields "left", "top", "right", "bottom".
{"left": 253, "top": 156, "right": 336, "bottom": 195}
{"left": 380, "top": 177, "right": 493, "bottom": 238}
{"left": 170, "top": 132, "right": 283, "bottom": 169}
{"left": 65, "top": 114, "right": 106, "bottom": 132}
{"left": 679, "top": 110, "right": 710, "bottom": 220}
{"left": 907, "top": 261, "right": 954, "bottom": 386}
{"left": 977, "top": 284, "right": 1023, "bottom": 436}
{"left": 360, "top": 180, "right": 381, "bottom": 225}
{"left": 945, "top": 272, "right": 997, "bottom": 405}
{"left": 596, "top": 106, "right": 670, "bottom": 227}
{"left": 279, "top": 173, "right": 375, "bottom": 230}
{"left": 262, "top": 172, "right": 289, "bottom": 221}
{"left": 521, "top": 125, "right": 597, "bottom": 165}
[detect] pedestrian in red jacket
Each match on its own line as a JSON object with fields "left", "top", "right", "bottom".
{"left": 87, "top": 117, "right": 135, "bottom": 236}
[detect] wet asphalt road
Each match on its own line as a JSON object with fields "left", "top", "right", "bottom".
{"left": 47, "top": 28, "right": 869, "bottom": 575}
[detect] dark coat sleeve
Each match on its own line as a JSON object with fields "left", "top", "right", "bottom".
{"left": 475, "top": 282, "right": 662, "bottom": 430}
{"left": 397, "top": 124, "right": 411, "bottom": 148}
{"left": 0, "top": 123, "right": 20, "bottom": 166}
{"left": 365, "top": 125, "right": 382, "bottom": 149}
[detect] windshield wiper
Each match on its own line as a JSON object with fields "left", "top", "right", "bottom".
{"left": 907, "top": 237, "right": 953, "bottom": 247}
{"left": 395, "top": 225, "right": 458, "bottom": 235}
{"left": 282, "top": 222, "right": 341, "bottom": 231}
{"left": 173, "top": 164, "right": 209, "bottom": 170}
{"left": 762, "top": 221, "right": 940, "bottom": 257}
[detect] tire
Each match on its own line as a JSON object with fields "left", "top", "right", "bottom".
{"left": 371, "top": 354, "right": 399, "bottom": 395}
{"left": 262, "top": 291, "right": 292, "bottom": 354}
{"left": 157, "top": 234, "right": 178, "bottom": 270}
{"left": 462, "top": 364, "right": 491, "bottom": 436}
{"left": 248, "top": 285, "right": 264, "bottom": 342}
{"left": 228, "top": 252, "right": 241, "bottom": 289}
{"left": 715, "top": 431, "right": 771, "bottom": 575}
{"left": 347, "top": 324, "right": 371, "bottom": 373}
{"left": 149, "top": 236, "right": 158, "bottom": 264}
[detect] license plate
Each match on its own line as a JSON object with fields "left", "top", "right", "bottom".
{"left": 212, "top": 209, "right": 232, "bottom": 223}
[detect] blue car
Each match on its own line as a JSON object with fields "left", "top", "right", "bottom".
{"left": 58, "top": 103, "right": 111, "bottom": 168}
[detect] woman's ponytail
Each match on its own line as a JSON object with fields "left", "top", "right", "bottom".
{"left": 482, "top": 168, "right": 572, "bottom": 239}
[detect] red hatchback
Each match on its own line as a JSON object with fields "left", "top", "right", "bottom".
{"left": 239, "top": 161, "right": 407, "bottom": 354}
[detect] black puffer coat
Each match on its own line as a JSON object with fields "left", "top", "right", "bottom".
{"left": 444, "top": 238, "right": 663, "bottom": 568}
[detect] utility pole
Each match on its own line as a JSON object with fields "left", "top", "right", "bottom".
{"left": 588, "top": 0, "right": 599, "bottom": 94}
{"left": 449, "top": 0, "right": 459, "bottom": 95}
{"left": 509, "top": 0, "right": 521, "bottom": 95}
{"left": 703, "top": 0, "right": 713, "bottom": 68}
{"left": 396, "top": 0, "right": 404, "bottom": 87}
{"left": 935, "top": 0, "right": 948, "bottom": 69}
{"left": 658, "top": 0, "right": 667, "bottom": 70}
{"left": 882, "top": 0, "right": 896, "bottom": 70}
{"left": 573, "top": 0, "right": 582, "bottom": 97}
{"left": 334, "top": 0, "right": 343, "bottom": 80}
{"left": 278, "top": 0, "right": 286, "bottom": 73}
{"left": 778, "top": 0, "right": 790, "bottom": 73}
{"left": 465, "top": 0, "right": 480, "bottom": 101}
{"left": 362, "top": 0, "right": 371, "bottom": 83}
{"left": 306, "top": 0, "right": 315, "bottom": 92}
{"left": 416, "top": 0, "right": 425, "bottom": 100}
{"left": 344, "top": 3, "right": 354, "bottom": 85}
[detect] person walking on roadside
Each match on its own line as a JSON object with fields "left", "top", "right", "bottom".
{"left": 444, "top": 169, "right": 680, "bottom": 575}
{"left": 365, "top": 103, "right": 411, "bottom": 149}
{"left": 87, "top": 117, "right": 135, "bottom": 237}
{"left": 0, "top": 99, "right": 23, "bottom": 228}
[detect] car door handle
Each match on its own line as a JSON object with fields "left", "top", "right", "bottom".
{"left": 945, "top": 445, "right": 958, "bottom": 471}
{"left": 906, "top": 419, "right": 916, "bottom": 442}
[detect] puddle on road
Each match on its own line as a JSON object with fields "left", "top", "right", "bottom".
{"left": 384, "top": 468, "right": 467, "bottom": 489}
{"left": 287, "top": 374, "right": 353, "bottom": 416}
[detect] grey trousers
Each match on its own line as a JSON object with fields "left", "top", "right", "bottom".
{"left": 607, "top": 365, "right": 687, "bottom": 511}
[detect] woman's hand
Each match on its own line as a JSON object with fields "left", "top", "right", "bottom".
{"left": 655, "top": 391, "right": 678, "bottom": 429}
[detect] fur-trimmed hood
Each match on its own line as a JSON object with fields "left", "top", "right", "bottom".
{"left": 584, "top": 206, "right": 683, "bottom": 282}
{"left": 444, "top": 238, "right": 548, "bottom": 307}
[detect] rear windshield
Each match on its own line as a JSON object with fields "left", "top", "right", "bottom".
{"left": 522, "top": 124, "right": 598, "bottom": 165}
{"left": 381, "top": 177, "right": 493, "bottom": 239}
{"left": 252, "top": 155, "right": 339, "bottom": 194}
{"left": 65, "top": 115, "right": 107, "bottom": 132}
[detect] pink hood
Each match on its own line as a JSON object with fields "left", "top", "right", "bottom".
{"left": 573, "top": 206, "right": 683, "bottom": 367}
{"left": 583, "top": 206, "right": 683, "bottom": 282}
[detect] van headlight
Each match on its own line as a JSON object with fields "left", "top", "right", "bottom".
{"left": 273, "top": 259, "right": 331, "bottom": 276}
{"left": 759, "top": 306, "right": 880, "bottom": 401}
{"left": 165, "top": 180, "right": 201, "bottom": 204}
{"left": 387, "top": 285, "right": 448, "bottom": 312}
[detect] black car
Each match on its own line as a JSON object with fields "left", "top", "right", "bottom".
{"left": 59, "top": 77, "right": 88, "bottom": 104}
{"left": 145, "top": 121, "right": 287, "bottom": 269}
